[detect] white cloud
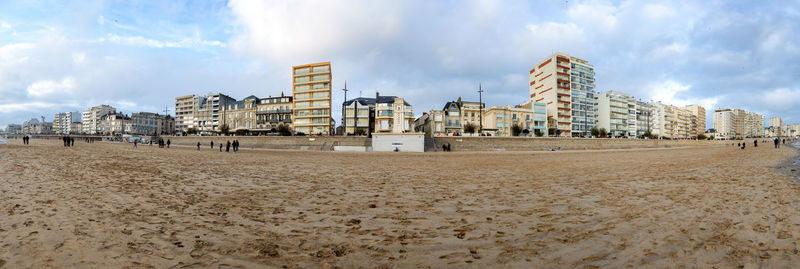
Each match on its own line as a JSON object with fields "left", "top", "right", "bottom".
{"left": 72, "top": 52, "right": 86, "bottom": 65}
{"left": 760, "top": 88, "right": 800, "bottom": 111}
{"left": 26, "top": 77, "right": 77, "bottom": 98}
{"left": 1, "top": 21, "right": 10, "bottom": 29}
{"left": 647, "top": 80, "right": 718, "bottom": 109}
{"left": 102, "top": 34, "right": 226, "bottom": 49}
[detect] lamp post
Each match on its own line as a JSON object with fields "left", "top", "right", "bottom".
{"left": 478, "top": 83, "right": 483, "bottom": 134}
{"left": 342, "top": 81, "right": 348, "bottom": 136}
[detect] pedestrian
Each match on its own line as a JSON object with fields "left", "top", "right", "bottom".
{"left": 167, "top": 139, "right": 171, "bottom": 148}
{"left": 134, "top": 140, "right": 138, "bottom": 148}
{"left": 71, "top": 137, "right": 74, "bottom": 147}
{"left": 754, "top": 140, "right": 757, "bottom": 147}
{"left": 150, "top": 140, "right": 153, "bottom": 146}
{"left": 448, "top": 143, "right": 452, "bottom": 152}
{"left": 226, "top": 141, "right": 231, "bottom": 152}
{"left": 197, "top": 142, "right": 201, "bottom": 150}
{"left": 783, "top": 139, "right": 786, "bottom": 145}
{"left": 442, "top": 144, "right": 446, "bottom": 152}
{"left": 211, "top": 141, "right": 214, "bottom": 149}
{"left": 737, "top": 142, "right": 741, "bottom": 148}
{"left": 741, "top": 142, "right": 745, "bottom": 150}
{"left": 774, "top": 137, "right": 779, "bottom": 148}
{"left": 219, "top": 143, "right": 223, "bottom": 152}
{"left": 234, "top": 140, "right": 239, "bottom": 152}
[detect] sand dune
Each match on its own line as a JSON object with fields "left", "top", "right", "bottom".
{"left": 1, "top": 139, "right": 799, "bottom": 268}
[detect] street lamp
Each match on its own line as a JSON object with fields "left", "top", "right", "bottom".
{"left": 342, "top": 81, "right": 348, "bottom": 136}
{"left": 478, "top": 83, "right": 483, "bottom": 134}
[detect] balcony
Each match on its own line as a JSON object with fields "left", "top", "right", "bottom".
{"left": 256, "top": 109, "right": 292, "bottom": 114}
{"left": 445, "top": 122, "right": 462, "bottom": 128}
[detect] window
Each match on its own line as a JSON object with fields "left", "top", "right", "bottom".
{"left": 380, "top": 120, "right": 389, "bottom": 129}
{"left": 312, "top": 66, "right": 329, "bottom": 72}
{"left": 294, "top": 68, "right": 310, "bottom": 74}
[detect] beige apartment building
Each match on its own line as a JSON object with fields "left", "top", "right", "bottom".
{"left": 769, "top": 116, "right": 783, "bottom": 137}
{"left": 714, "top": 108, "right": 763, "bottom": 139}
{"left": 175, "top": 94, "right": 199, "bottom": 132}
{"left": 529, "top": 52, "right": 596, "bottom": 137}
{"left": 292, "top": 62, "right": 332, "bottom": 135}
{"left": 130, "top": 112, "right": 174, "bottom": 135}
{"left": 684, "top": 105, "right": 706, "bottom": 135}
{"left": 374, "top": 97, "right": 414, "bottom": 133}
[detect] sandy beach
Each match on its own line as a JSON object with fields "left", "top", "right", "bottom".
{"left": 1, "top": 139, "right": 800, "bottom": 268}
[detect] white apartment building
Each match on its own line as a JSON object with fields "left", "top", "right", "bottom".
{"left": 597, "top": 91, "right": 632, "bottom": 137}
{"left": 82, "top": 105, "right": 116, "bottom": 134}
{"left": 54, "top": 111, "right": 81, "bottom": 135}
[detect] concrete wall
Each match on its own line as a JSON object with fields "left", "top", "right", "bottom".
{"left": 163, "top": 135, "right": 370, "bottom": 151}
{"left": 432, "top": 136, "right": 729, "bottom": 151}
{"left": 372, "top": 133, "right": 424, "bottom": 152}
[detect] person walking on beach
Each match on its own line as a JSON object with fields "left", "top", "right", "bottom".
{"left": 197, "top": 142, "right": 201, "bottom": 150}
{"left": 775, "top": 137, "right": 780, "bottom": 148}
{"left": 226, "top": 140, "right": 231, "bottom": 152}
{"left": 233, "top": 140, "right": 239, "bottom": 152}
{"left": 754, "top": 140, "right": 758, "bottom": 147}
{"left": 211, "top": 141, "right": 214, "bottom": 149}
{"left": 783, "top": 139, "right": 786, "bottom": 145}
{"left": 219, "top": 143, "right": 223, "bottom": 152}
{"left": 71, "top": 137, "right": 74, "bottom": 147}
{"left": 741, "top": 142, "right": 745, "bottom": 150}
{"left": 167, "top": 139, "right": 171, "bottom": 148}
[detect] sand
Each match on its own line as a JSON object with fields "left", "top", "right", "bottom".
{"left": 1, "top": 139, "right": 800, "bottom": 268}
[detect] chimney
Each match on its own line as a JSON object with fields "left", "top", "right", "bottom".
{"left": 376, "top": 91, "right": 379, "bottom": 100}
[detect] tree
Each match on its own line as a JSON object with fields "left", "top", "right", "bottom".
{"left": 534, "top": 129, "right": 544, "bottom": 137}
{"left": 356, "top": 128, "right": 367, "bottom": 136}
{"left": 598, "top": 128, "right": 608, "bottom": 138}
{"left": 643, "top": 130, "right": 653, "bottom": 139}
{"left": 277, "top": 124, "right": 292, "bottom": 136}
{"left": 235, "top": 129, "right": 249, "bottom": 136}
{"left": 219, "top": 124, "right": 230, "bottom": 135}
{"left": 511, "top": 124, "right": 523, "bottom": 136}
{"left": 463, "top": 122, "right": 477, "bottom": 134}
{"left": 697, "top": 134, "right": 707, "bottom": 140}
{"left": 590, "top": 126, "right": 600, "bottom": 137}
{"left": 709, "top": 135, "right": 715, "bottom": 140}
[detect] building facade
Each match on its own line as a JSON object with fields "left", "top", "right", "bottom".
{"left": 529, "top": 52, "right": 596, "bottom": 137}
{"left": 99, "top": 112, "right": 131, "bottom": 135}
{"left": 131, "top": 112, "right": 174, "bottom": 135}
{"left": 343, "top": 97, "right": 376, "bottom": 135}
{"left": 22, "top": 117, "right": 53, "bottom": 134}
{"left": 769, "top": 117, "right": 783, "bottom": 137}
{"left": 175, "top": 94, "right": 200, "bottom": 133}
{"left": 82, "top": 105, "right": 116, "bottom": 134}
{"left": 255, "top": 95, "right": 293, "bottom": 133}
{"left": 597, "top": 91, "right": 631, "bottom": 137}
{"left": 292, "top": 62, "right": 332, "bottom": 135}
{"left": 220, "top": 95, "right": 259, "bottom": 133}
{"left": 374, "top": 96, "right": 414, "bottom": 133}
{"left": 684, "top": 105, "right": 706, "bottom": 137}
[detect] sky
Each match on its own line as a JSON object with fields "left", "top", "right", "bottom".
{"left": 2, "top": 0, "right": 800, "bottom": 131}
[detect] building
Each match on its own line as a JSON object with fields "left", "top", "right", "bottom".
{"left": 220, "top": 95, "right": 259, "bottom": 133}
{"left": 6, "top": 124, "right": 22, "bottom": 134}
{"left": 197, "top": 93, "right": 236, "bottom": 134}
{"left": 652, "top": 102, "right": 676, "bottom": 139}
{"left": 343, "top": 97, "right": 376, "bottom": 135}
{"left": 54, "top": 111, "right": 82, "bottom": 134}
{"left": 69, "top": 122, "right": 83, "bottom": 134}
{"left": 429, "top": 97, "right": 485, "bottom": 136}
{"left": 22, "top": 117, "right": 53, "bottom": 134}
{"left": 529, "top": 52, "right": 596, "bottom": 137}
{"left": 633, "top": 100, "right": 654, "bottom": 138}
{"left": 516, "top": 100, "right": 548, "bottom": 136}
{"left": 254, "top": 95, "right": 293, "bottom": 134}
{"left": 374, "top": 96, "right": 414, "bottom": 134}
{"left": 769, "top": 117, "right": 783, "bottom": 137}
{"left": 713, "top": 109, "right": 736, "bottom": 139}
{"left": 342, "top": 93, "right": 414, "bottom": 135}
{"left": 597, "top": 91, "right": 632, "bottom": 137}
{"left": 292, "top": 62, "right": 332, "bottom": 135}
{"left": 130, "top": 112, "right": 174, "bottom": 135}
{"left": 684, "top": 105, "right": 706, "bottom": 137}
{"left": 99, "top": 112, "right": 131, "bottom": 135}
{"left": 483, "top": 105, "right": 542, "bottom": 137}
{"left": 82, "top": 105, "right": 116, "bottom": 134}
{"left": 672, "top": 106, "right": 696, "bottom": 139}
{"left": 743, "top": 112, "right": 764, "bottom": 138}
{"left": 175, "top": 94, "right": 200, "bottom": 133}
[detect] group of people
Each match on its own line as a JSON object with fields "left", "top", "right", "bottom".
{"left": 21, "top": 135, "right": 30, "bottom": 145}
{"left": 735, "top": 137, "right": 788, "bottom": 150}
{"left": 62, "top": 136, "right": 75, "bottom": 147}
{"left": 441, "top": 143, "right": 453, "bottom": 152}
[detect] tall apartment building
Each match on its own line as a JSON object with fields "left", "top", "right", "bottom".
{"left": 684, "top": 105, "right": 706, "bottom": 136}
{"left": 769, "top": 116, "right": 783, "bottom": 137}
{"left": 175, "top": 94, "right": 200, "bottom": 133}
{"left": 53, "top": 111, "right": 81, "bottom": 134}
{"left": 131, "top": 112, "right": 174, "bottom": 135}
{"left": 255, "top": 95, "right": 293, "bottom": 133}
{"left": 82, "top": 105, "right": 116, "bottom": 134}
{"left": 714, "top": 108, "right": 763, "bottom": 139}
{"left": 292, "top": 62, "right": 332, "bottom": 135}
{"left": 197, "top": 93, "right": 236, "bottom": 134}
{"left": 343, "top": 97, "right": 376, "bottom": 135}
{"left": 597, "top": 91, "right": 631, "bottom": 137}
{"left": 672, "top": 106, "right": 696, "bottom": 139}
{"left": 529, "top": 52, "right": 596, "bottom": 137}
{"left": 634, "top": 100, "right": 654, "bottom": 138}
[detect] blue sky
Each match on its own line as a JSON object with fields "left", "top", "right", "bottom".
{"left": 2, "top": 0, "right": 800, "bottom": 130}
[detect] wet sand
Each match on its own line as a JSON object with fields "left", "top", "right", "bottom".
{"left": 1, "top": 139, "right": 800, "bottom": 268}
